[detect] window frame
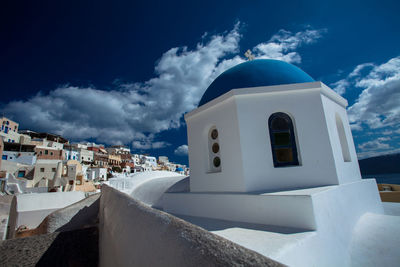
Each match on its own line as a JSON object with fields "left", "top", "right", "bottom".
{"left": 268, "top": 112, "right": 300, "bottom": 167}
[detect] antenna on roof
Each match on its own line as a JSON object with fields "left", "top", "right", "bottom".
{"left": 244, "top": 49, "right": 255, "bottom": 61}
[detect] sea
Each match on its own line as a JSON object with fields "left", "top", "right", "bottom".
{"left": 362, "top": 173, "right": 400, "bottom": 185}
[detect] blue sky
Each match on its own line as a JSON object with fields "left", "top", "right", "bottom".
{"left": 1, "top": 0, "right": 399, "bottom": 165}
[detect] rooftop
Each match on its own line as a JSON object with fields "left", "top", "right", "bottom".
{"left": 198, "top": 59, "right": 314, "bottom": 107}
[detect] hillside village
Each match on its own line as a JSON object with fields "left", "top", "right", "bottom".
{"left": 0, "top": 116, "right": 189, "bottom": 195}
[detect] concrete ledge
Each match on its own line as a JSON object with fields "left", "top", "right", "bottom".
{"left": 100, "top": 184, "right": 284, "bottom": 267}
{"left": 163, "top": 192, "right": 316, "bottom": 230}
{"left": 34, "top": 193, "right": 100, "bottom": 235}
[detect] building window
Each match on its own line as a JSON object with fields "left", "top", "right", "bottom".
{"left": 50, "top": 152, "right": 53, "bottom": 156}
{"left": 268, "top": 112, "right": 299, "bottom": 167}
{"left": 52, "top": 168, "right": 56, "bottom": 172}
{"left": 208, "top": 127, "right": 221, "bottom": 172}
{"left": 2, "top": 155, "right": 7, "bottom": 160}
{"left": 335, "top": 113, "right": 351, "bottom": 162}
{"left": 45, "top": 150, "right": 48, "bottom": 155}
{"left": 40, "top": 168, "right": 45, "bottom": 172}
{"left": 18, "top": 171, "right": 25, "bottom": 177}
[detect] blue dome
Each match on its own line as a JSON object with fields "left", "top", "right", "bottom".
{"left": 198, "top": 59, "right": 314, "bottom": 107}
{"left": 176, "top": 167, "right": 184, "bottom": 172}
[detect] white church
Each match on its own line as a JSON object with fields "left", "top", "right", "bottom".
{"left": 157, "top": 59, "right": 400, "bottom": 266}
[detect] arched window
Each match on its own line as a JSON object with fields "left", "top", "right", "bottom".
{"left": 335, "top": 114, "right": 351, "bottom": 162}
{"left": 208, "top": 127, "right": 221, "bottom": 172}
{"left": 268, "top": 112, "right": 299, "bottom": 167}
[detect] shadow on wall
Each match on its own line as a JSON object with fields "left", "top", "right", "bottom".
{"left": 100, "top": 184, "right": 284, "bottom": 267}
{"left": 36, "top": 227, "right": 98, "bottom": 267}
{"left": 0, "top": 227, "right": 98, "bottom": 267}
{"left": 172, "top": 213, "right": 311, "bottom": 234}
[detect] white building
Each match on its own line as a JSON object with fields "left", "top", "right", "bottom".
{"left": 159, "top": 59, "right": 400, "bottom": 266}
{"left": 1, "top": 151, "right": 36, "bottom": 165}
{"left": 64, "top": 145, "right": 94, "bottom": 164}
{"left": 78, "top": 148, "right": 94, "bottom": 163}
{"left": 31, "top": 138, "right": 64, "bottom": 149}
{"left": 131, "top": 154, "right": 141, "bottom": 165}
{"left": 30, "top": 160, "right": 63, "bottom": 188}
{"left": 142, "top": 156, "right": 157, "bottom": 169}
{"left": 0, "top": 117, "right": 20, "bottom": 143}
{"left": 64, "top": 149, "right": 80, "bottom": 161}
{"left": 106, "top": 146, "right": 130, "bottom": 155}
{"left": 87, "top": 167, "right": 107, "bottom": 181}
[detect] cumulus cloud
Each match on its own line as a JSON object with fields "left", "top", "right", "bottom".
{"left": 131, "top": 134, "right": 170, "bottom": 150}
{"left": 1, "top": 24, "right": 325, "bottom": 147}
{"left": 332, "top": 56, "right": 400, "bottom": 158}
{"left": 252, "top": 29, "right": 326, "bottom": 63}
{"left": 356, "top": 136, "right": 398, "bottom": 159}
{"left": 358, "top": 139, "right": 390, "bottom": 151}
{"left": 174, "top": 145, "right": 188, "bottom": 156}
{"left": 357, "top": 147, "right": 400, "bottom": 159}
{"left": 346, "top": 57, "right": 400, "bottom": 131}
{"left": 331, "top": 79, "right": 349, "bottom": 95}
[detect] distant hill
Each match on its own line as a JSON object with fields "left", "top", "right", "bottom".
{"left": 358, "top": 153, "right": 400, "bottom": 175}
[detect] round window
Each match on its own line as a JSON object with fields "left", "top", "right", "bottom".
{"left": 213, "top": 157, "right": 221, "bottom": 167}
{"left": 211, "top": 129, "right": 218, "bottom": 140}
{"left": 212, "top": 143, "right": 220, "bottom": 153}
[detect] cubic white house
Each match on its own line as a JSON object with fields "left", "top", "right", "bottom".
{"left": 161, "top": 59, "right": 400, "bottom": 266}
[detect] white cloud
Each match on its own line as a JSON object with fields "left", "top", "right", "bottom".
{"left": 2, "top": 24, "right": 325, "bottom": 147}
{"left": 347, "top": 56, "right": 400, "bottom": 130}
{"left": 382, "top": 130, "right": 393, "bottom": 135}
{"left": 331, "top": 79, "right": 349, "bottom": 95}
{"left": 332, "top": 56, "right": 400, "bottom": 158}
{"left": 357, "top": 147, "right": 400, "bottom": 159}
{"left": 131, "top": 133, "right": 170, "bottom": 150}
{"left": 174, "top": 145, "right": 188, "bottom": 156}
{"left": 358, "top": 139, "right": 390, "bottom": 151}
{"left": 348, "top": 63, "right": 374, "bottom": 78}
{"left": 252, "top": 29, "right": 326, "bottom": 63}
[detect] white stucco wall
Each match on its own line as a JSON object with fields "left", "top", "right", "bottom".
{"left": 65, "top": 150, "right": 79, "bottom": 161}
{"left": 7, "top": 191, "right": 86, "bottom": 238}
{"left": 2, "top": 151, "right": 36, "bottom": 165}
{"left": 185, "top": 82, "right": 360, "bottom": 193}
{"left": 162, "top": 179, "right": 387, "bottom": 267}
{"left": 186, "top": 97, "right": 245, "bottom": 192}
{"left": 31, "top": 160, "right": 62, "bottom": 187}
{"left": 88, "top": 168, "right": 107, "bottom": 180}
{"left": 0, "top": 131, "right": 21, "bottom": 143}
{"left": 320, "top": 92, "right": 361, "bottom": 184}
{"left": 99, "top": 185, "right": 281, "bottom": 267}
{"left": 79, "top": 148, "right": 94, "bottom": 162}
{"left": 235, "top": 86, "right": 338, "bottom": 192}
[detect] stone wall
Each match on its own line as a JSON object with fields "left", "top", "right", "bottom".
{"left": 99, "top": 185, "right": 283, "bottom": 267}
